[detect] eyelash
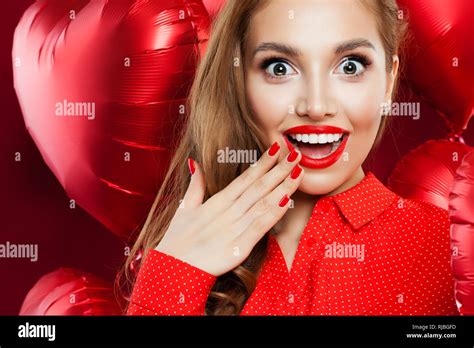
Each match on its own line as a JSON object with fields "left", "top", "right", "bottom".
{"left": 259, "top": 54, "right": 372, "bottom": 80}
{"left": 259, "top": 56, "right": 292, "bottom": 80}
{"left": 338, "top": 54, "right": 372, "bottom": 78}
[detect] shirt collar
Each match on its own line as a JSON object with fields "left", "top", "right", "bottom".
{"left": 327, "top": 171, "right": 399, "bottom": 230}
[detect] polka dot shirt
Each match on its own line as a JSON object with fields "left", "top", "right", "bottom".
{"left": 127, "top": 172, "right": 458, "bottom": 316}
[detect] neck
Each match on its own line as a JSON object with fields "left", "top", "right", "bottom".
{"left": 322, "top": 166, "right": 366, "bottom": 198}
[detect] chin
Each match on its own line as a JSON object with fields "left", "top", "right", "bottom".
{"left": 297, "top": 160, "right": 364, "bottom": 196}
{"left": 297, "top": 170, "right": 346, "bottom": 196}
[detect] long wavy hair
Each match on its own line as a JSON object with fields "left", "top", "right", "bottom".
{"left": 119, "top": 0, "right": 408, "bottom": 315}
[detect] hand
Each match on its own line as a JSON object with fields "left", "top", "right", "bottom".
{"left": 155, "top": 142, "right": 304, "bottom": 276}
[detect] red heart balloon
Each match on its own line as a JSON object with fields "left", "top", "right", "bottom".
{"left": 13, "top": 0, "right": 210, "bottom": 242}
{"left": 397, "top": 0, "right": 474, "bottom": 133}
{"left": 19, "top": 268, "right": 121, "bottom": 315}
{"left": 449, "top": 150, "right": 474, "bottom": 315}
{"left": 388, "top": 139, "right": 472, "bottom": 210}
{"left": 202, "top": 0, "right": 227, "bottom": 21}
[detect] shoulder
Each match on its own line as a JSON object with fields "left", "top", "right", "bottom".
{"left": 384, "top": 197, "right": 456, "bottom": 315}
{"left": 384, "top": 195, "right": 450, "bottom": 238}
{"left": 397, "top": 197, "right": 449, "bottom": 224}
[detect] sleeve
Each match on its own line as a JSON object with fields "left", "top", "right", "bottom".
{"left": 405, "top": 204, "right": 459, "bottom": 315}
{"left": 126, "top": 248, "right": 217, "bottom": 316}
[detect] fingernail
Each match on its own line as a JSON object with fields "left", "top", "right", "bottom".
{"left": 290, "top": 165, "right": 302, "bottom": 179}
{"left": 268, "top": 141, "right": 280, "bottom": 156}
{"left": 187, "top": 157, "right": 195, "bottom": 175}
{"left": 278, "top": 194, "right": 290, "bottom": 207}
{"left": 287, "top": 149, "right": 298, "bottom": 162}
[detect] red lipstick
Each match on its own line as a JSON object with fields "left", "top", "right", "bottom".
{"left": 283, "top": 125, "right": 349, "bottom": 169}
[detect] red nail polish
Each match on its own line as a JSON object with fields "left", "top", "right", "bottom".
{"left": 278, "top": 194, "right": 290, "bottom": 207}
{"left": 290, "top": 165, "right": 302, "bottom": 179}
{"left": 287, "top": 149, "right": 298, "bottom": 162}
{"left": 268, "top": 141, "right": 280, "bottom": 156}
{"left": 187, "top": 157, "right": 195, "bottom": 175}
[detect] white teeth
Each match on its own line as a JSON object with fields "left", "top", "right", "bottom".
{"left": 287, "top": 132, "right": 344, "bottom": 144}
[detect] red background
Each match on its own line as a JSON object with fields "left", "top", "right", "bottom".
{"left": 1, "top": 1, "right": 473, "bottom": 315}
{"left": 1, "top": 0, "right": 125, "bottom": 315}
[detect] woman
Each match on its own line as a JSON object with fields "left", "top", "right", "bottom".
{"left": 123, "top": 0, "right": 457, "bottom": 315}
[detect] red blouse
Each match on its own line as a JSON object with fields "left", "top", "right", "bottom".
{"left": 127, "top": 172, "right": 458, "bottom": 315}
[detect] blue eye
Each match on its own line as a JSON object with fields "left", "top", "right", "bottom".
{"left": 260, "top": 58, "right": 297, "bottom": 79}
{"left": 335, "top": 56, "right": 370, "bottom": 76}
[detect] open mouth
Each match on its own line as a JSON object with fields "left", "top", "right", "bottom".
{"left": 282, "top": 125, "right": 350, "bottom": 169}
{"left": 285, "top": 132, "right": 348, "bottom": 160}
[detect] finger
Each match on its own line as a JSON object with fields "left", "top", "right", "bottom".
{"left": 234, "top": 164, "right": 304, "bottom": 236}
{"left": 181, "top": 157, "right": 206, "bottom": 210}
{"left": 203, "top": 140, "right": 282, "bottom": 209}
{"left": 228, "top": 149, "right": 302, "bottom": 217}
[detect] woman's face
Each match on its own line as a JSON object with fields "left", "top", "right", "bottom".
{"left": 244, "top": 0, "right": 398, "bottom": 196}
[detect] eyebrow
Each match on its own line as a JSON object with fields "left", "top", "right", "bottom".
{"left": 252, "top": 38, "right": 375, "bottom": 58}
{"left": 334, "top": 38, "right": 375, "bottom": 54}
{"left": 252, "top": 42, "right": 302, "bottom": 58}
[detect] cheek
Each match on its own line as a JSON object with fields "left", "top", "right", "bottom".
{"left": 245, "top": 75, "right": 295, "bottom": 133}
{"left": 334, "top": 77, "right": 385, "bottom": 133}
{"left": 332, "top": 76, "right": 386, "bottom": 168}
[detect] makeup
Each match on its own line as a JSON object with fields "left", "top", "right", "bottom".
{"left": 283, "top": 125, "right": 349, "bottom": 169}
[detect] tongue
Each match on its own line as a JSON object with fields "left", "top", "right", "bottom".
{"left": 297, "top": 142, "right": 333, "bottom": 159}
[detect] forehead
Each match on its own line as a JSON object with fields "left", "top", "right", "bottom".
{"left": 247, "top": 0, "right": 382, "bottom": 53}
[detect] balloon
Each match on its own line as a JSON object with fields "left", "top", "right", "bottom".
{"left": 396, "top": 0, "right": 474, "bottom": 133}
{"left": 449, "top": 150, "right": 474, "bottom": 315}
{"left": 12, "top": 0, "right": 210, "bottom": 242}
{"left": 387, "top": 139, "right": 472, "bottom": 210}
{"left": 19, "top": 268, "right": 121, "bottom": 315}
{"left": 202, "top": 0, "right": 227, "bottom": 21}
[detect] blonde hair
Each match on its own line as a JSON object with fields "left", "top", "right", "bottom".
{"left": 119, "top": 0, "right": 407, "bottom": 315}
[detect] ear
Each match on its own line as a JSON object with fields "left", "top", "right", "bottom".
{"left": 385, "top": 55, "right": 400, "bottom": 103}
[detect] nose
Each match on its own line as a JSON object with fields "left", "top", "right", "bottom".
{"left": 295, "top": 76, "right": 337, "bottom": 120}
